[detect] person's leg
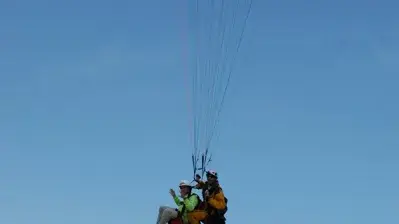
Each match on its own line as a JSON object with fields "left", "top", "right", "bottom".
{"left": 157, "top": 206, "right": 173, "bottom": 224}
{"left": 159, "top": 207, "right": 178, "bottom": 224}
{"left": 188, "top": 210, "right": 207, "bottom": 224}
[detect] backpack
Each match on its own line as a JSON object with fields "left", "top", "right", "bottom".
{"left": 218, "top": 196, "right": 228, "bottom": 216}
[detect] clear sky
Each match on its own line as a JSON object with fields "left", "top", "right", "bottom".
{"left": 1, "top": 0, "right": 398, "bottom": 224}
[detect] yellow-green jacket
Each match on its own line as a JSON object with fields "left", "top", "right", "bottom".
{"left": 173, "top": 193, "right": 200, "bottom": 223}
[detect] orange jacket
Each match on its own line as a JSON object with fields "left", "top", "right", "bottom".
{"left": 195, "top": 180, "right": 226, "bottom": 215}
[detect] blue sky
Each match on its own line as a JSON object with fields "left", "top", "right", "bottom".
{"left": 0, "top": 0, "right": 398, "bottom": 223}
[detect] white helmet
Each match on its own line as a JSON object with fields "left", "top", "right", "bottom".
{"left": 179, "top": 180, "right": 192, "bottom": 187}
{"left": 206, "top": 169, "right": 218, "bottom": 178}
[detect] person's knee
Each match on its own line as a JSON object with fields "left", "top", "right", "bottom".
{"left": 188, "top": 211, "right": 207, "bottom": 223}
{"left": 159, "top": 206, "right": 169, "bottom": 213}
{"left": 187, "top": 213, "right": 194, "bottom": 220}
{"left": 165, "top": 208, "right": 177, "bottom": 217}
{"left": 187, "top": 214, "right": 198, "bottom": 224}
{"left": 189, "top": 219, "right": 199, "bottom": 224}
{"left": 197, "top": 211, "right": 208, "bottom": 220}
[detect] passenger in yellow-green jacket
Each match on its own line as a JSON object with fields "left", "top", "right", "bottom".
{"left": 173, "top": 180, "right": 201, "bottom": 223}
{"left": 157, "top": 180, "right": 200, "bottom": 224}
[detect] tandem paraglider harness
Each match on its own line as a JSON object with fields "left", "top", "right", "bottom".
{"left": 168, "top": 193, "right": 227, "bottom": 224}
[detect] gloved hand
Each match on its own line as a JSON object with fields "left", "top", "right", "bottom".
{"left": 195, "top": 174, "right": 201, "bottom": 182}
{"left": 169, "top": 189, "right": 176, "bottom": 197}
